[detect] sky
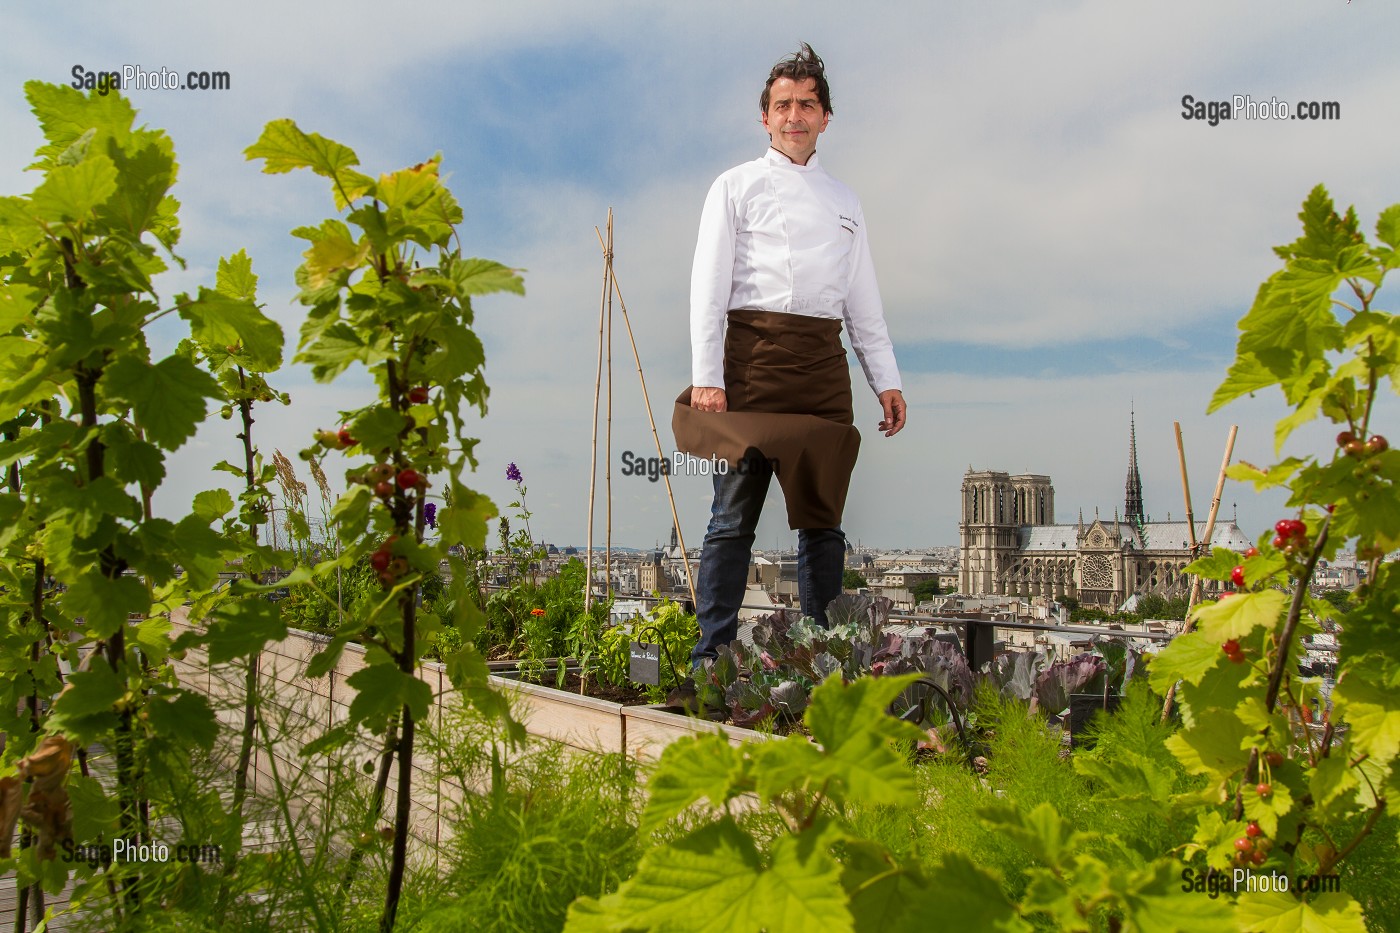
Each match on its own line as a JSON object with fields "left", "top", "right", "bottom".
{"left": 3, "top": 0, "right": 1398, "bottom": 552}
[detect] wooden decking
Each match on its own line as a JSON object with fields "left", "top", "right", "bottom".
{"left": 0, "top": 745, "right": 303, "bottom": 932}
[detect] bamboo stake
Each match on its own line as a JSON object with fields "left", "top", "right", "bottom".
{"left": 605, "top": 213, "right": 614, "bottom": 600}
{"left": 585, "top": 211, "right": 610, "bottom": 610}
{"left": 593, "top": 226, "right": 699, "bottom": 607}
{"left": 1175, "top": 422, "right": 1197, "bottom": 549}
{"left": 1161, "top": 424, "right": 1239, "bottom": 723}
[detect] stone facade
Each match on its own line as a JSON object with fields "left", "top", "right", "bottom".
{"left": 958, "top": 418, "right": 1251, "bottom": 607}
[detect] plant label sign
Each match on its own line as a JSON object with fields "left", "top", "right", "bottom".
{"left": 629, "top": 641, "right": 661, "bottom": 685}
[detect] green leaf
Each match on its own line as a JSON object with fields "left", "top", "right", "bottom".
{"left": 53, "top": 667, "right": 124, "bottom": 717}
{"left": 438, "top": 483, "right": 496, "bottom": 551}
{"left": 1164, "top": 707, "right": 1252, "bottom": 784}
{"left": 450, "top": 258, "right": 525, "bottom": 297}
{"left": 303, "top": 228, "right": 370, "bottom": 289}
{"left": 345, "top": 662, "right": 433, "bottom": 729}
{"left": 29, "top": 153, "right": 118, "bottom": 222}
{"left": 180, "top": 287, "right": 284, "bottom": 371}
{"left": 192, "top": 488, "right": 235, "bottom": 523}
{"left": 295, "top": 321, "right": 393, "bottom": 381}
{"left": 103, "top": 354, "right": 221, "bottom": 449}
{"left": 1241, "top": 779, "right": 1293, "bottom": 837}
{"left": 786, "top": 674, "right": 927, "bottom": 808}
{"left": 1225, "top": 458, "right": 1304, "bottom": 492}
{"left": 205, "top": 597, "right": 287, "bottom": 664}
{"left": 641, "top": 734, "right": 748, "bottom": 836}
{"left": 67, "top": 774, "right": 120, "bottom": 842}
{"left": 1333, "top": 667, "right": 1400, "bottom": 767}
{"left": 97, "top": 136, "right": 176, "bottom": 239}
{"left": 104, "top": 427, "right": 166, "bottom": 490}
{"left": 1377, "top": 203, "right": 1400, "bottom": 249}
{"left": 1190, "top": 590, "right": 1288, "bottom": 644}
{"left": 216, "top": 249, "right": 259, "bottom": 302}
{"left": 245, "top": 119, "right": 374, "bottom": 208}
{"left": 1147, "top": 632, "right": 1224, "bottom": 692}
{"left": 979, "top": 801, "right": 1085, "bottom": 868}
{"left": 145, "top": 690, "right": 219, "bottom": 754}
{"left": 61, "top": 572, "right": 148, "bottom": 639}
{"left": 133, "top": 614, "right": 173, "bottom": 662}
{"left": 847, "top": 852, "right": 1026, "bottom": 933}
{"left": 581, "top": 818, "right": 852, "bottom": 933}
{"left": 1183, "top": 547, "right": 1243, "bottom": 581}
{"left": 422, "top": 322, "right": 485, "bottom": 385}
{"left": 1233, "top": 891, "right": 1367, "bottom": 932}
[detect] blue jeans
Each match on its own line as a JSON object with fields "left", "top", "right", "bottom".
{"left": 691, "top": 451, "right": 847, "bottom": 663}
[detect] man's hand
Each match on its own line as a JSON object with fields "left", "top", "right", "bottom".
{"left": 692, "top": 386, "right": 728, "bottom": 412}
{"left": 877, "top": 389, "right": 906, "bottom": 437}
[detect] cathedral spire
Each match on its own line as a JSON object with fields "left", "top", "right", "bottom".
{"left": 1125, "top": 407, "right": 1146, "bottom": 530}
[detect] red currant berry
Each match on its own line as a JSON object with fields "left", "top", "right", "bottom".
{"left": 396, "top": 468, "right": 421, "bottom": 490}
{"left": 1265, "top": 751, "right": 1284, "bottom": 767}
{"left": 1218, "top": 592, "right": 1235, "bottom": 601}
{"left": 1246, "top": 822, "right": 1262, "bottom": 838}
{"left": 1367, "top": 435, "right": 1389, "bottom": 455}
{"left": 1337, "top": 431, "right": 1357, "bottom": 448}
{"left": 1345, "top": 439, "right": 1366, "bottom": 458}
{"left": 1250, "top": 850, "right": 1267, "bottom": 866}
{"left": 1284, "top": 520, "right": 1307, "bottom": 538}
{"left": 1231, "top": 566, "right": 1246, "bottom": 587}
{"left": 377, "top": 569, "right": 396, "bottom": 586}
{"left": 1222, "top": 640, "right": 1240, "bottom": 654}
{"left": 1272, "top": 535, "right": 1286, "bottom": 548}
{"left": 374, "top": 481, "right": 393, "bottom": 498}
{"left": 408, "top": 386, "right": 430, "bottom": 405}
{"left": 388, "top": 557, "right": 409, "bottom": 576}
{"left": 370, "top": 551, "right": 391, "bottom": 572}
{"left": 1227, "top": 650, "right": 1246, "bottom": 664}
{"left": 1243, "top": 547, "right": 1259, "bottom": 559}
{"left": 1234, "top": 837, "right": 1254, "bottom": 853}
{"left": 1256, "top": 783, "right": 1272, "bottom": 798}
{"left": 337, "top": 427, "right": 356, "bottom": 448}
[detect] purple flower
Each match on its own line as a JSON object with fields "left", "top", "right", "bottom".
{"left": 506, "top": 462, "right": 523, "bottom": 483}
{"left": 424, "top": 503, "right": 437, "bottom": 529}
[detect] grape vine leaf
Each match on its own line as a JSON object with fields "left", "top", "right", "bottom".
{"left": 640, "top": 733, "right": 748, "bottom": 836}
{"left": 1190, "top": 590, "right": 1288, "bottom": 643}
{"left": 29, "top": 154, "right": 118, "bottom": 222}
{"left": 103, "top": 354, "right": 221, "bottom": 449}
{"left": 566, "top": 818, "right": 852, "bottom": 933}
{"left": 245, "top": 119, "right": 374, "bottom": 208}
{"left": 1232, "top": 891, "right": 1367, "bottom": 932}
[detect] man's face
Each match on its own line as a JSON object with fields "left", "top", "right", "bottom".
{"left": 762, "top": 77, "right": 829, "bottom": 165}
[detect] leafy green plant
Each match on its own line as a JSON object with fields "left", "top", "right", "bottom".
{"left": 0, "top": 81, "right": 277, "bottom": 928}
{"left": 1144, "top": 184, "right": 1399, "bottom": 929}
{"left": 407, "top": 698, "right": 642, "bottom": 933}
{"left": 244, "top": 118, "right": 523, "bottom": 930}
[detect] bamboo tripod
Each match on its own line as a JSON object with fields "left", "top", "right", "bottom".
{"left": 1159, "top": 421, "right": 1238, "bottom": 723}
{"left": 585, "top": 210, "right": 698, "bottom": 611}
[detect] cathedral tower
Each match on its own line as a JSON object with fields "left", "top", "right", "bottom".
{"left": 1124, "top": 410, "right": 1145, "bottom": 531}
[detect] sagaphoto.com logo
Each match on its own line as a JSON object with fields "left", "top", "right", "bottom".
{"left": 71, "top": 64, "right": 230, "bottom": 95}
{"left": 1180, "top": 93, "right": 1340, "bottom": 126}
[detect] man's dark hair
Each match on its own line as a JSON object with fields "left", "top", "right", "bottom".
{"left": 760, "top": 42, "right": 833, "bottom": 116}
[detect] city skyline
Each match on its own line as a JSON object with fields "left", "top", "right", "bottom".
{"left": 4, "top": 2, "right": 1398, "bottom": 549}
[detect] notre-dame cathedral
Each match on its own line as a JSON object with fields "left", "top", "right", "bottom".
{"left": 958, "top": 416, "right": 1252, "bottom": 607}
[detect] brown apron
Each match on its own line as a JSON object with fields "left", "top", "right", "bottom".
{"left": 672, "top": 309, "right": 861, "bottom": 529}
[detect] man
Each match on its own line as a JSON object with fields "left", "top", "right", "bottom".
{"left": 674, "top": 43, "right": 905, "bottom": 666}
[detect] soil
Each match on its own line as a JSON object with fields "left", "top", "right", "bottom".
{"left": 511, "top": 669, "right": 656, "bottom": 706}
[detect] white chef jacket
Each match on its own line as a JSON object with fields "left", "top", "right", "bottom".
{"left": 690, "top": 147, "right": 902, "bottom": 396}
